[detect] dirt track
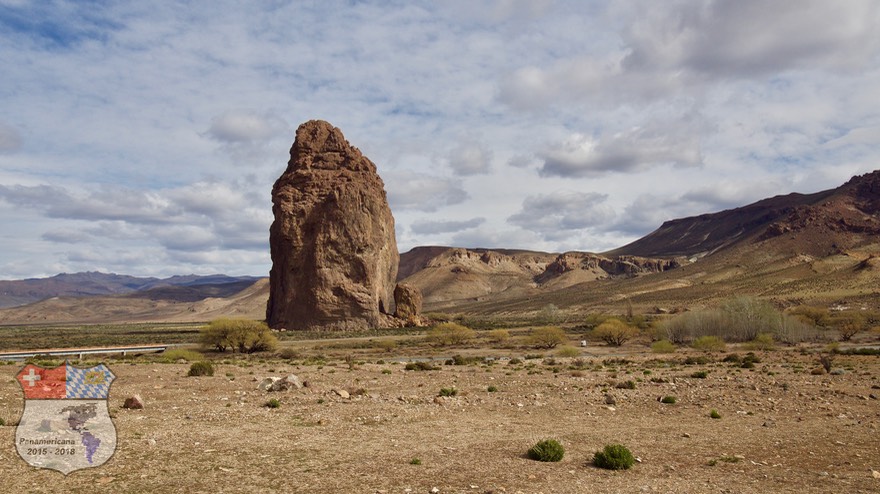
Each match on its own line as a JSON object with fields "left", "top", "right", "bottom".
{"left": 0, "top": 349, "right": 878, "bottom": 493}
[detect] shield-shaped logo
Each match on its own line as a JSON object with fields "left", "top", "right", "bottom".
{"left": 15, "top": 362, "right": 117, "bottom": 474}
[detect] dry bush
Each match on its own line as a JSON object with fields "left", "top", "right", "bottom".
{"left": 593, "top": 319, "right": 638, "bottom": 346}
{"left": 832, "top": 312, "right": 867, "bottom": 341}
{"left": 787, "top": 305, "right": 831, "bottom": 327}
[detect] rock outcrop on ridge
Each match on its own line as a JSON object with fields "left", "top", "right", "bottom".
{"left": 266, "top": 120, "right": 407, "bottom": 330}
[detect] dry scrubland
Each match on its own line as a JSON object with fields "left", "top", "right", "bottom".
{"left": 0, "top": 331, "right": 879, "bottom": 494}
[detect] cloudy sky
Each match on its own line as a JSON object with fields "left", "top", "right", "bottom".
{"left": 1, "top": 0, "right": 878, "bottom": 279}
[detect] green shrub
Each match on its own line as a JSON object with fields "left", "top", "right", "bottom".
{"left": 660, "top": 395, "right": 677, "bottom": 404}
{"left": 692, "top": 336, "right": 727, "bottom": 352}
{"left": 200, "top": 318, "right": 278, "bottom": 353}
{"left": 709, "top": 409, "right": 721, "bottom": 419}
{"left": 409, "top": 458, "right": 422, "bottom": 465}
{"left": 722, "top": 353, "right": 741, "bottom": 363}
{"left": 684, "top": 356, "right": 711, "bottom": 365}
{"left": 278, "top": 347, "right": 300, "bottom": 360}
{"left": 690, "top": 371, "right": 708, "bottom": 379}
{"left": 746, "top": 333, "right": 775, "bottom": 351}
{"left": 264, "top": 398, "right": 281, "bottom": 409}
{"left": 187, "top": 361, "right": 214, "bottom": 377}
{"left": 593, "top": 444, "right": 635, "bottom": 470}
{"left": 527, "top": 326, "right": 567, "bottom": 349}
{"left": 487, "top": 385, "right": 498, "bottom": 392}
{"left": 615, "top": 380, "right": 636, "bottom": 390}
{"left": 427, "top": 322, "right": 476, "bottom": 346}
{"left": 556, "top": 345, "right": 581, "bottom": 358}
{"left": 486, "top": 329, "right": 510, "bottom": 344}
{"left": 438, "top": 387, "right": 457, "bottom": 397}
{"left": 593, "top": 319, "right": 638, "bottom": 346}
{"left": 527, "top": 439, "right": 565, "bottom": 462}
{"left": 0, "top": 417, "right": 5, "bottom": 427}
{"left": 405, "top": 361, "right": 438, "bottom": 371}
{"left": 162, "top": 348, "right": 204, "bottom": 362}
{"left": 651, "top": 340, "right": 676, "bottom": 353}
{"left": 375, "top": 339, "right": 398, "bottom": 352}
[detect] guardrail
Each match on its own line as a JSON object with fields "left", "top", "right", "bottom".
{"left": 0, "top": 344, "right": 170, "bottom": 360}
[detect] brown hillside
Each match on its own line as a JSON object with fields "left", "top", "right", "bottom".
{"left": 610, "top": 170, "right": 880, "bottom": 259}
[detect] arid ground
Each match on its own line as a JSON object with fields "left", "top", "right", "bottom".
{"left": 0, "top": 338, "right": 878, "bottom": 494}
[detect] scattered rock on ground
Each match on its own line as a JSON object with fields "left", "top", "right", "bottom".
{"left": 122, "top": 395, "right": 145, "bottom": 410}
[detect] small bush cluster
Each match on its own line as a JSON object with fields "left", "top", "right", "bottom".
{"left": 404, "top": 361, "right": 438, "bottom": 371}
{"left": 709, "top": 409, "right": 721, "bottom": 419}
{"left": 161, "top": 348, "right": 204, "bottom": 362}
{"left": 556, "top": 345, "right": 581, "bottom": 358}
{"left": 691, "top": 335, "right": 726, "bottom": 352}
{"left": 264, "top": 398, "right": 281, "bottom": 409}
{"left": 660, "top": 395, "right": 677, "bottom": 404}
{"left": 690, "top": 371, "right": 708, "bottom": 379}
{"left": 527, "top": 439, "right": 565, "bottom": 462}
{"left": 593, "top": 444, "right": 635, "bottom": 470}
{"left": 187, "top": 361, "right": 214, "bottom": 377}
{"left": 438, "top": 387, "right": 457, "bottom": 397}
{"left": 615, "top": 380, "right": 636, "bottom": 390}
{"left": 651, "top": 340, "right": 676, "bottom": 353}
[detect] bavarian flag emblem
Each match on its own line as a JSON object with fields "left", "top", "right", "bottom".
{"left": 15, "top": 362, "right": 117, "bottom": 474}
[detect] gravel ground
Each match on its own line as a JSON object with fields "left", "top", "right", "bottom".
{"left": 0, "top": 349, "right": 878, "bottom": 493}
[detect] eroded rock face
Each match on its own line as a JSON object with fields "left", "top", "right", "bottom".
{"left": 267, "top": 120, "right": 399, "bottom": 330}
{"left": 393, "top": 283, "right": 422, "bottom": 326}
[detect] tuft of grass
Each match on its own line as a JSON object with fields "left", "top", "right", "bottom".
{"left": 651, "top": 340, "right": 676, "bottom": 353}
{"left": 691, "top": 336, "right": 727, "bottom": 352}
{"left": 615, "top": 380, "right": 636, "bottom": 390}
{"left": 409, "top": 458, "right": 422, "bottom": 465}
{"left": 487, "top": 385, "right": 498, "bottom": 392}
{"left": 746, "top": 333, "right": 775, "bottom": 351}
{"left": 187, "top": 361, "right": 214, "bottom": 377}
{"left": 690, "top": 370, "right": 709, "bottom": 379}
{"left": 593, "top": 444, "right": 635, "bottom": 470}
{"left": 660, "top": 395, "right": 677, "bottom": 404}
{"left": 527, "top": 439, "right": 565, "bottom": 462}
{"left": 264, "top": 398, "right": 281, "bottom": 409}
{"left": 162, "top": 348, "right": 204, "bottom": 362}
{"left": 556, "top": 345, "right": 581, "bottom": 358}
{"left": 709, "top": 409, "right": 721, "bottom": 419}
{"left": 405, "top": 361, "right": 439, "bottom": 371}
{"left": 438, "top": 387, "right": 457, "bottom": 397}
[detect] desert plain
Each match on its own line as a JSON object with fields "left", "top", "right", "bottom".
{"left": 0, "top": 334, "right": 878, "bottom": 494}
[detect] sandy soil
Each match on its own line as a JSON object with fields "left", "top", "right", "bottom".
{"left": 0, "top": 348, "right": 878, "bottom": 494}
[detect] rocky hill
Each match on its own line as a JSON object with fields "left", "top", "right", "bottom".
{"left": 609, "top": 170, "right": 880, "bottom": 259}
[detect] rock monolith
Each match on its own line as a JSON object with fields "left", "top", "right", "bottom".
{"left": 267, "top": 120, "right": 400, "bottom": 330}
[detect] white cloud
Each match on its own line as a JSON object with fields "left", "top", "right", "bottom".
{"left": 207, "top": 110, "right": 289, "bottom": 143}
{"left": 410, "top": 217, "right": 486, "bottom": 235}
{"left": 508, "top": 191, "right": 615, "bottom": 241}
{"left": 539, "top": 118, "right": 702, "bottom": 177}
{"left": 448, "top": 139, "right": 493, "bottom": 176}
{"left": 384, "top": 171, "right": 469, "bottom": 212}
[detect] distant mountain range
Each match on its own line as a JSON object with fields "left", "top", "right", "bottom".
{"left": 0, "top": 273, "right": 264, "bottom": 309}
{"left": 0, "top": 170, "right": 877, "bottom": 324}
